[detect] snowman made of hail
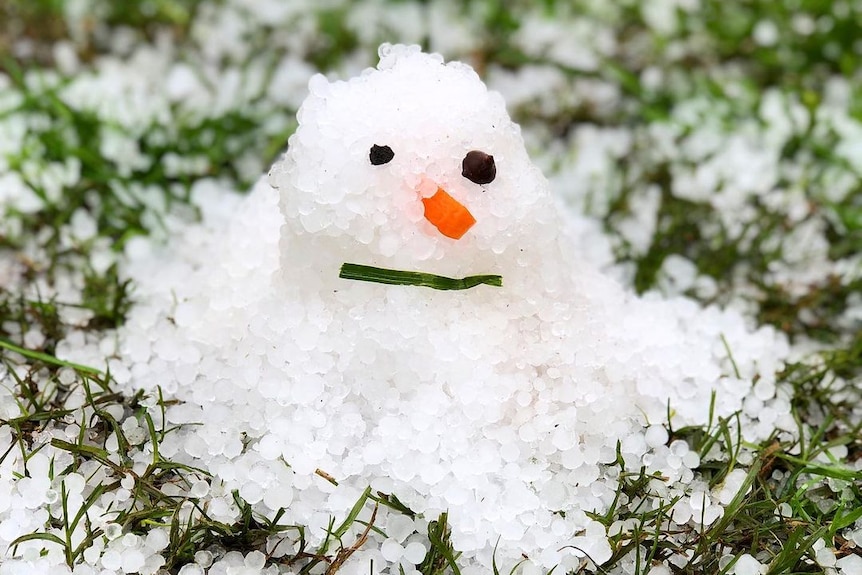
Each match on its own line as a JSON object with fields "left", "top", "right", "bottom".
{"left": 263, "top": 44, "right": 720, "bottom": 568}
{"left": 267, "top": 43, "right": 687, "bottom": 417}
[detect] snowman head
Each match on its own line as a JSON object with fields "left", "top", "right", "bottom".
{"left": 270, "top": 44, "right": 558, "bottom": 289}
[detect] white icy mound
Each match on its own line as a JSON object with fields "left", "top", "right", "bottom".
{"left": 117, "top": 45, "right": 792, "bottom": 572}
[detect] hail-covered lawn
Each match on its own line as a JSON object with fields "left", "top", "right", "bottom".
{"left": 0, "top": 1, "right": 860, "bottom": 575}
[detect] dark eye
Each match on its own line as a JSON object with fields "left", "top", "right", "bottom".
{"left": 462, "top": 150, "right": 496, "bottom": 184}
{"left": 369, "top": 144, "right": 394, "bottom": 165}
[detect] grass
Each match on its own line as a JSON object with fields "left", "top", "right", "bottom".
{"left": 595, "top": 368, "right": 862, "bottom": 573}
{"left": 0, "top": 348, "right": 444, "bottom": 572}
{"left": 0, "top": 0, "right": 207, "bottom": 70}
{"left": 1, "top": 0, "right": 861, "bottom": 573}
{"left": 0, "top": 1, "right": 67, "bottom": 68}
{"left": 0, "top": 323, "right": 458, "bottom": 572}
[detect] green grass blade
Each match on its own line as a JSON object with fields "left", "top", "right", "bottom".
{"left": 765, "top": 525, "right": 827, "bottom": 575}
{"left": 143, "top": 412, "right": 160, "bottom": 466}
{"left": 9, "top": 532, "right": 67, "bottom": 555}
{"left": 776, "top": 453, "right": 861, "bottom": 481}
{"left": 0, "top": 339, "right": 103, "bottom": 375}
{"left": 332, "top": 486, "right": 371, "bottom": 540}
{"left": 432, "top": 516, "right": 461, "bottom": 575}
{"left": 704, "top": 459, "right": 761, "bottom": 538}
{"left": 832, "top": 505, "right": 862, "bottom": 533}
{"left": 339, "top": 263, "right": 502, "bottom": 290}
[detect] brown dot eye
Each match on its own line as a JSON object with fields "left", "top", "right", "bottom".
{"left": 462, "top": 150, "right": 496, "bottom": 185}
{"left": 370, "top": 144, "right": 394, "bottom": 165}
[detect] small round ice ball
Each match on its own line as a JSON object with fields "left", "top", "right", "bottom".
{"left": 645, "top": 425, "right": 668, "bottom": 448}
{"left": 178, "top": 564, "right": 204, "bottom": 575}
{"left": 733, "top": 554, "right": 765, "bottom": 575}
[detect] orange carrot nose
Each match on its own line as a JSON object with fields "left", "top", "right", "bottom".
{"left": 421, "top": 188, "right": 476, "bottom": 240}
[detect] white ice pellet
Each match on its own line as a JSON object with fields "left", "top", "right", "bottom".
{"left": 62, "top": 473, "right": 86, "bottom": 495}
{"left": 644, "top": 425, "right": 668, "bottom": 448}
{"left": 178, "top": 563, "right": 204, "bottom": 575}
{"left": 190, "top": 480, "right": 210, "bottom": 498}
{"left": 386, "top": 515, "right": 415, "bottom": 543}
{"left": 194, "top": 550, "right": 214, "bottom": 568}
{"left": 126, "top": 427, "right": 148, "bottom": 445}
{"left": 121, "top": 417, "right": 139, "bottom": 433}
{"left": 682, "top": 451, "right": 700, "bottom": 469}
{"left": 733, "top": 554, "right": 764, "bottom": 575}
{"left": 402, "top": 542, "right": 427, "bottom": 564}
{"left": 243, "top": 550, "right": 267, "bottom": 570}
{"left": 105, "top": 524, "right": 123, "bottom": 541}
{"left": 101, "top": 550, "right": 123, "bottom": 571}
{"left": 121, "top": 549, "right": 147, "bottom": 574}
{"left": 702, "top": 506, "right": 723, "bottom": 526}
{"left": 815, "top": 546, "right": 836, "bottom": 567}
{"left": 104, "top": 404, "right": 125, "bottom": 422}
{"left": 57, "top": 367, "right": 77, "bottom": 385}
{"left": 839, "top": 554, "right": 862, "bottom": 575}
{"left": 144, "top": 528, "right": 169, "bottom": 552}
{"left": 671, "top": 499, "right": 692, "bottom": 524}
{"left": 380, "top": 539, "right": 404, "bottom": 562}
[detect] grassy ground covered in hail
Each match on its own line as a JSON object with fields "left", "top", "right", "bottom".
{"left": 0, "top": 1, "right": 861, "bottom": 574}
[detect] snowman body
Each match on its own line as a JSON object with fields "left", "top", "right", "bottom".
{"left": 265, "top": 43, "right": 644, "bottom": 465}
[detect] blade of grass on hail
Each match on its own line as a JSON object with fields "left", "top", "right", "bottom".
{"left": 339, "top": 263, "right": 502, "bottom": 290}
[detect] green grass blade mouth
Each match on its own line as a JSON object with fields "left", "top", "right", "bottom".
{"left": 339, "top": 263, "right": 502, "bottom": 291}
